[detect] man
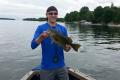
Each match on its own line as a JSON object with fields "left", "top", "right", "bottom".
{"left": 31, "top": 6, "right": 71, "bottom": 80}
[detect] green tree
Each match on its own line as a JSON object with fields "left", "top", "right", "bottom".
{"left": 64, "top": 13, "right": 71, "bottom": 22}
{"left": 102, "top": 6, "right": 114, "bottom": 24}
{"left": 79, "top": 6, "right": 89, "bottom": 20}
{"left": 111, "top": 7, "right": 120, "bottom": 24}
{"left": 93, "top": 6, "right": 104, "bottom": 23}
{"left": 79, "top": 6, "right": 93, "bottom": 21}
{"left": 64, "top": 4, "right": 120, "bottom": 24}
{"left": 87, "top": 11, "right": 94, "bottom": 21}
{"left": 64, "top": 11, "right": 79, "bottom": 22}
{"left": 70, "top": 11, "right": 79, "bottom": 21}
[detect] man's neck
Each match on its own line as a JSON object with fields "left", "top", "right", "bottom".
{"left": 48, "top": 21, "right": 56, "bottom": 27}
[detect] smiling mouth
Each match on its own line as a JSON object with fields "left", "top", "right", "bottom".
{"left": 51, "top": 17, "right": 57, "bottom": 19}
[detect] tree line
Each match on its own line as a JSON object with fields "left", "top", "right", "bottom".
{"left": 64, "top": 3, "right": 120, "bottom": 24}
{"left": 23, "top": 18, "right": 64, "bottom": 22}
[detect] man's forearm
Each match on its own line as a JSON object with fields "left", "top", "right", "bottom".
{"left": 31, "top": 35, "right": 44, "bottom": 49}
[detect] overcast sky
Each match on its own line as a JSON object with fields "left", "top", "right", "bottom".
{"left": 0, "top": 0, "right": 120, "bottom": 19}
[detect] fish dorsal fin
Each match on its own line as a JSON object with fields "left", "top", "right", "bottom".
{"left": 67, "top": 37, "right": 72, "bottom": 43}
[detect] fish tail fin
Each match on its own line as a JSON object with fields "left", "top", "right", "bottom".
{"left": 71, "top": 44, "right": 81, "bottom": 51}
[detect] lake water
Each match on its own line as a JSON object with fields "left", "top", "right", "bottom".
{"left": 0, "top": 20, "right": 120, "bottom": 80}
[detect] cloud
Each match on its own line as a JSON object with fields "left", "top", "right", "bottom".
{"left": 0, "top": 0, "right": 120, "bottom": 19}
{"left": 0, "top": 0, "right": 46, "bottom": 18}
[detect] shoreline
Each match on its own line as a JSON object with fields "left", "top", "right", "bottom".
{"left": 65, "top": 22, "right": 120, "bottom": 27}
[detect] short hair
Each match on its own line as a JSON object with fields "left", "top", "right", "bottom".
{"left": 46, "top": 6, "right": 58, "bottom": 13}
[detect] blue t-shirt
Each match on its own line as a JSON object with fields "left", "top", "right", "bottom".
{"left": 31, "top": 22, "right": 68, "bottom": 70}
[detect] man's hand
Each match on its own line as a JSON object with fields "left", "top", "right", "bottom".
{"left": 41, "top": 31, "right": 49, "bottom": 39}
{"left": 36, "top": 31, "right": 49, "bottom": 44}
{"left": 64, "top": 44, "right": 71, "bottom": 52}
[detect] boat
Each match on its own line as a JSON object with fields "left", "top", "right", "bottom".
{"left": 21, "top": 67, "right": 96, "bottom": 80}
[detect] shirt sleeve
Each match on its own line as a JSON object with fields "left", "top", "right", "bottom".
{"left": 31, "top": 26, "right": 42, "bottom": 49}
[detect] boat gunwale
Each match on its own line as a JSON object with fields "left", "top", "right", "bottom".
{"left": 21, "top": 68, "right": 96, "bottom": 80}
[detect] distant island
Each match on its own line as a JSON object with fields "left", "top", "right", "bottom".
{"left": 23, "top": 18, "right": 64, "bottom": 22}
{"left": 0, "top": 18, "right": 15, "bottom": 20}
{"left": 23, "top": 18, "right": 46, "bottom": 21}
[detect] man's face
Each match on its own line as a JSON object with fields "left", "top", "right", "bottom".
{"left": 46, "top": 11, "right": 58, "bottom": 23}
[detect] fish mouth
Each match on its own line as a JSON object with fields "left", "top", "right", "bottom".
{"left": 47, "top": 29, "right": 54, "bottom": 36}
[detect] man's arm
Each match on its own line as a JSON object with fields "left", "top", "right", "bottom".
{"left": 31, "top": 31, "right": 49, "bottom": 49}
{"left": 31, "top": 26, "right": 42, "bottom": 49}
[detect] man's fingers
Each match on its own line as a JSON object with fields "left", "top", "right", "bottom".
{"left": 41, "top": 31, "right": 49, "bottom": 38}
{"left": 65, "top": 44, "right": 71, "bottom": 52}
{"left": 66, "top": 44, "right": 71, "bottom": 48}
